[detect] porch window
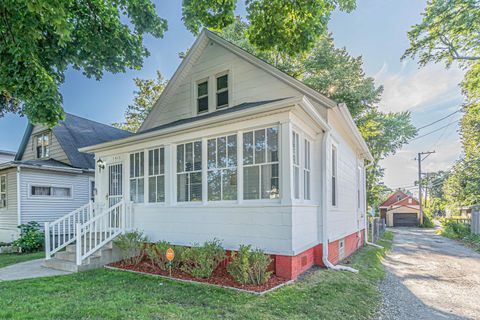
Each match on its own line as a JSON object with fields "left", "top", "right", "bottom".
{"left": 197, "top": 80, "right": 208, "bottom": 114}
{"left": 216, "top": 74, "right": 228, "bottom": 109}
{"left": 0, "top": 175, "right": 6, "bottom": 208}
{"left": 332, "top": 146, "right": 338, "bottom": 206}
{"left": 304, "top": 139, "right": 311, "bottom": 200}
{"left": 177, "top": 141, "right": 202, "bottom": 202}
{"left": 129, "top": 151, "right": 144, "bottom": 203}
{"left": 207, "top": 134, "right": 237, "bottom": 201}
{"left": 292, "top": 131, "right": 300, "bottom": 199}
{"left": 35, "top": 132, "right": 50, "bottom": 158}
{"left": 148, "top": 147, "right": 165, "bottom": 203}
{"left": 30, "top": 185, "right": 71, "bottom": 198}
{"left": 243, "top": 127, "right": 279, "bottom": 200}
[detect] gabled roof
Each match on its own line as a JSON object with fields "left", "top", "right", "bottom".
{"left": 380, "top": 190, "right": 409, "bottom": 207}
{"left": 140, "top": 29, "right": 338, "bottom": 132}
{"left": 0, "top": 150, "right": 15, "bottom": 156}
{"left": 390, "top": 196, "right": 420, "bottom": 207}
{"left": 16, "top": 113, "right": 133, "bottom": 169}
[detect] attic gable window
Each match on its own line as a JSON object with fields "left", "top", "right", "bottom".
{"left": 35, "top": 132, "right": 50, "bottom": 158}
{"left": 197, "top": 80, "right": 209, "bottom": 114}
{"left": 216, "top": 74, "right": 229, "bottom": 109}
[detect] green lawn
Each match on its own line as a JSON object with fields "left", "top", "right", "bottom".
{"left": 0, "top": 233, "right": 392, "bottom": 319}
{"left": 0, "top": 252, "right": 45, "bottom": 269}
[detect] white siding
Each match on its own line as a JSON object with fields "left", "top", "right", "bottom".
{"left": 19, "top": 169, "right": 92, "bottom": 226}
{"left": 0, "top": 169, "right": 18, "bottom": 242}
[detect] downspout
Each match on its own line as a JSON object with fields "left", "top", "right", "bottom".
{"left": 16, "top": 167, "right": 21, "bottom": 226}
{"left": 321, "top": 129, "right": 358, "bottom": 273}
{"left": 363, "top": 161, "right": 384, "bottom": 249}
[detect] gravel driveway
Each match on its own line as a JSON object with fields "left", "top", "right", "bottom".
{"left": 375, "top": 228, "right": 480, "bottom": 320}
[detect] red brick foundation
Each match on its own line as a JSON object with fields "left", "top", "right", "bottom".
{"left": 274, "top": 230, "right": 365, "bottom": 280}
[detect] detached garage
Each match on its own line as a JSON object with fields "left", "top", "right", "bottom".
{"left": 386, "top": 206, "right": 420, "bottom": 227}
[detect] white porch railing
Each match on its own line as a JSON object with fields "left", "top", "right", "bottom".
{"left": 45, "top": 201, "right": 93, "bottom": 259}
{"left": 45, "top": 200, "right": 133, "bottom": 266}
{"left": 75, "top": 200, "right": 130, "bottom": 265}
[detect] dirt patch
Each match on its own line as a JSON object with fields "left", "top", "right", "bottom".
{"left": 108, "top": 260, "right": 289, "bottom": 293}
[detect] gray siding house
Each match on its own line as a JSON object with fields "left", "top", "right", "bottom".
{"left": 0, "top": 150, "right": 15, "bottom": 164}
{"left": 0, "top": 114, "right": 132, "bottom": 242}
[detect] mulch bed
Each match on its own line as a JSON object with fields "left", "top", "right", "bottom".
{"left": 107, "top": 260, "right": 290, "bottom": 294}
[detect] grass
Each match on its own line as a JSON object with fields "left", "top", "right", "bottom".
{"left": 0, "top": 252, "right": 45, "bottom": 269}
{"left": 438, "top": 220, "right": 480, "bottom": 252}
{"left": 0, "top": 233, "right": 393, "bottom": 319}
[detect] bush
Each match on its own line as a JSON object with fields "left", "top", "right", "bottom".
{"left": 227, "top": 245, "right": 272, "bottom": 285}
{"left": 114, "top": 230, "right": 148, "bottom": 266}
{"left": 145, "top": 241, "right": 185, "bottom": 270}
{"left": 419, "top": 209, "right": 435, "bottom": 228}
{"left": 12, "top": 222, "right": 44, "bottom": 253}
{"left": 441, "top": 220, "right": 471, "bottom": 239}
{"left": 180, "top": 239, "right": 225, "bottom": 278}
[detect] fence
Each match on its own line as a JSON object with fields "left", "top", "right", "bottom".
{"left": 368, "top": 217, "right": 386, "bottom": 243}
{"left": 472, "top": 206, "right": 480, "bottom": 235}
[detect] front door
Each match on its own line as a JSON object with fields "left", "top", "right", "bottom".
{"left": 108, "top": 163, "right": 123, "bottom": 207}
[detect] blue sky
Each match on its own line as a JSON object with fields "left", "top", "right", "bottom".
{"left": 0, "top": 0, "right": 464, "bottom": 191}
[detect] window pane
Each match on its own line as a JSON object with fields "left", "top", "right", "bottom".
{"left": 149, "top": 177, "right": 156, "bottom": 203}
{"left": 208, "top": 170, "right": 221, "bottom": 201}
{"left": 217, "top": 74, "right": 228, "bottom": 90}
{"left": 262, "top": 164, "right": 279, "bottom": 199}
{"left": 159, "top": 148, "right": 165, "bottom": 175}
{"left": 218, "top": 136, "right": 226, "bottom": 168}
{"left": 267, "top": 127, "right": 278, "bottom": 162}
{"left": 52, "top": 187, "right": 71, "bottom": 197}
{"left": 140, "top": 153, "right": 144, "bottom": 176}
{"left": 134, "top": 153, "right": 140, "bottom": 177}
{"left": 130, "top": 154, "right": 134, "bottom": 177}
{"left": 227, "top": 135, "right": 237, "bottom": 167}
{"left": 148, "top": 150, "right": 154, "bottom": 176}
{"left": 194, "top": 141, "right": 202, "bottom": 171}
{"left": 153, "top": 149, "right": 159, "bottom": 175}
{"left": 304, "top": 171, "right": 311, "bottom": 200}
{"left": 217, "top": 91, "right": 228, "bottom": 108}
{"left": 0, "top": 176, "right": 5, "bottom": 192}
{"left": 177, "top": 173, "right": 188, "bottom": 202}
{"left": 177, "top": 145, "right": 184, "bottom": 172}
{"left": 243, "top": 166, "right": 259, "bottom": 200}
{"left": 208, "top": 139, "right": 216, "bottom": 169}
{"left": 157, "top": 175, "right": 165, "bottom": 202}
{"left": 185, "top": 143, "right": 193, "bottom": 172}
{"left": 130, "top": 179, "right": 137, "bottom": 202}
{"left": 332, "top": 177, "right": 336, "bottom": 206}
{"left": 243, "top": 132, "right": 254, "bottom": 165}
{"left": 198, "top": 81, "right": 208, "bottom": 96}
{"left": 190, "top": 172, "right": 202, "bottom": 201}
{"left": 254, "top": 129, "right": 266, "bottom": 164}
{"left": 223, "top": 169, "right": 237, "bottom": 200}
{"left": 198, "top": 97, "right": 208, "bottom": 113}
{"left": 294, "top": 167, "right": 300, "bottom": 199}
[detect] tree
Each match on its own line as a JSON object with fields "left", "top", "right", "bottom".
{"left": 113, "top": 71, "right": 167, "bottom": 132}
{"left": 404, "top": 0, "right": 480, "bottom": 206}
{"left": 220, "top": 20, "right": 417, "bottom": 206}
{"left": 0, "top": 0, "right": 167, "bottom": 126}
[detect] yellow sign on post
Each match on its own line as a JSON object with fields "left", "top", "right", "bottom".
{"left": 166, "top": 248, "right": 175, "bottom": 262}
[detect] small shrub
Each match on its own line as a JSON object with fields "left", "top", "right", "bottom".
{"left": 180, "top": 239, "right": 225, "bottom": 278}
{"left": 419, "top": 209, "right": 435, "bottom": 228}
{"left": 227, "top": 245, "right": 272, "bottom": 285}
{"left": 114, "top": 230, "right": 148, "bottom": 266}
{"left": 145, "top": 241, "right": 185, "bottom": 270}
{"left": 12, "top": 222, "right": 44, "bottom": 253}
{"left": 464, "top": 233, "right": 480, "bottom": 251}
{"left": 441, "top": 220, "right": 471, "bottom": 239}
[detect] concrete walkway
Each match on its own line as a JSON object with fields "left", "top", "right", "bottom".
{"left": 0, "top": 259, "right": 71, "bottom": 281}
{"left": 375, "top": 228, "right": 480, "bottom": 320}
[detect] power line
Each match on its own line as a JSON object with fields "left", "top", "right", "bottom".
{"left": 410, "top": 120, "right": 459, "bottom": 142}
{"left": 417, "top": 109, "right": 461, "bottom": 130}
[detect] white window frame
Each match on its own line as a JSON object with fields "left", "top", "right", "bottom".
{"left": 147, "top": 147, "right": 165, "bottom": 203}
{"left": 207, "top": 134, "right": 238, "bottom": 201}
{"left": 89, "top": 178, "right": 95, "bottom": 202}
{"left": 28, "top": 184, "right": 73, "bottom": 199}
{"left": 242, "top": 126, "right": 280, "bottom": 201}
{"left": 129, "top": 151, "right": 145, "bottom": 203}
{"left": 331, "top": 144, "right": 338, "bottom": 207}
{"left": 304, "top": 138, "right": 311, "bottom": 200}
{"left": 0, "top": 175, "right": 6, "bottom": 208}
{"left": 215, "top": 72, "right": 229, "bottom": 109}
{"left": 35, "top": 131, "right": 50, "bottom": 159}
{"left": 292, "top": 131, "right": 300, "bottom": 199}
{"left": 176, "top": 140, "right": 203, "bottom": 203}
{"left": 196, "top": 79, "right": 209, "bottom": 114}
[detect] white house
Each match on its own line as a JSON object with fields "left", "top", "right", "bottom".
{"left": 0, "top": 114, "right": 131, "bottom": 242}
{"left": 0, "top": 150, "right": 15, "bottom": 165}
{"left": 45, "top": 30, "right": 373, "bottom": 279}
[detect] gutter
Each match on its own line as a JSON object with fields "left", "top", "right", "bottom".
{"left": 320, "top": 130, "right": 358, "bottom": 273}
{"left": 0, "top": 162, "right": 90, "bottom": 174}
{"left": 16, "top": 167, "right": 21, "bottom": 226}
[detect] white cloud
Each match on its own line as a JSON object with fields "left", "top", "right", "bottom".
{"left": 374, "top": 62, "right": 464, "bottom": 113}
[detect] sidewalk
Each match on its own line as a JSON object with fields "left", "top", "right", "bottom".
{"left": 0, "top": 259, "right": 71, "bottom": 281}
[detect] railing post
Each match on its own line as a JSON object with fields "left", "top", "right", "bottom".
{"left": 76, "top": 223, "right": 82, "bottom": 266}
{"left": 45, "top": 222, "right": 51, "bottom": 260}
{"left": 121, "top": 201, "right": 127, "bottom": 233}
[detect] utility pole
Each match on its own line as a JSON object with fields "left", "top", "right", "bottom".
{"left": 416, "top": 151, "right": 435, "bottom": 225}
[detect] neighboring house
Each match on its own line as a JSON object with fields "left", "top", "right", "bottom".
{"left": 379, "top": 190, "right": 420, "bottom": 227}
{"left": 0, "top": 114, "right": 132, "bottom": 242}
{"left": 47, "top": 30, "right": 373, "bottom": 280}
{"left": 0, "top": 150, "right": 15, "bottom": 164}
